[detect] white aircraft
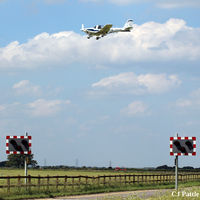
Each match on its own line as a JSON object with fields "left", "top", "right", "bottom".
{"left": 81, "top": 19, "right": 134, "bottom": 40}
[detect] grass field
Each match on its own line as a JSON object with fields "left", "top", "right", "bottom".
{"left": 0, "top": 168, "right": 198, "bottom": 177}
{"left": 0, "top": 168, "right": 200, "bottom": 200}
{"left": 0, "top": 168, "right": 175, "bottom": 176}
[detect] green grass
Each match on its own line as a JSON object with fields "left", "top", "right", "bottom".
{"left": 2, "top": 181, "right": 200, "bottom": 200}
{"left": 0, "top": 168, "right": 135, "bottom": 179}
{"left": 0, "top": 168, "right": 200, "bottom": 200}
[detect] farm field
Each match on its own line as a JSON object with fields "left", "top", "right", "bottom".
{"left": 0, "top": 168, "right": 174, "bottom": 176}
{"left": 0, "top": 168, "right": 137, "bottom": 176}
{"left": 0, "top": 168, "right": 197, "bottom": 177}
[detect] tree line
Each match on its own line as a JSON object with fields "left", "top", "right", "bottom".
{"left": 0, "top": 154, "right": 38, "bottom": 168}
{"left": 0, "top": 155, "right": 199, "bottom": 171}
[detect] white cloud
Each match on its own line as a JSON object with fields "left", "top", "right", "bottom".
{"left": 156, "top": 0, "right": 200, "bottom": 8}
{"left": 0, "top": 99, "right": 71, "bottom": 117}
{"left": 0, "top": 18, "right": 200, "bottom": 69}
{"left": 81, "top": 0, "right": 200, "bottom": 8}
{"left": 91, "top": 72, "right": 181, "bottom": 95}
{"left": 121, "top": 101, "right": 148, "bottom": 116}
{"left": 176, "top": 88, "right": 200, "bottom": 108}
{"left": 13, "top": 80, "right": 41, "bottom": 96}
{"left": 27, "top": 99, "right": 71, "bottom": 117}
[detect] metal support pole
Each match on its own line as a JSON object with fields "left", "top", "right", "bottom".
{"left": 25, "top": 156, "right": 27, "bottom": 185}
{"left": 25, "top": 132, "right": 28, "bottom": 185}
{"left": 175, "top": 155, "right": 178, "bottom": 190}
{"left": 175, "top": 133, "right": 178, "bottom": 190}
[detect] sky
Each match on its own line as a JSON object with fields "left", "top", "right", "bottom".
{"left": 0, "top": 0, "right": 200, "bottom": 168}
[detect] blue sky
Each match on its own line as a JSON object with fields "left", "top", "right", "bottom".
{"left": 0, "top": 0, "right": 200, "bottom": 168}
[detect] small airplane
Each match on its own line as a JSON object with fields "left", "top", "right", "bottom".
{"left": 81, "top": 19, "right": 134, "bottom": 40}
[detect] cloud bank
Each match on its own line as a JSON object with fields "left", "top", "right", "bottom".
{"left": 91, "top": 72, "right": 181, "bottom": 95}
{"left": 81, "top": 0, "right": 200, "bottom": 8}
{"left": 27, "top": 99, "right": 71, "bottom": 117}
{"left": 0, "top": 19, "right": 200, "bottom": 69}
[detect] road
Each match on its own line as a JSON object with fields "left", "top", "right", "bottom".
{"left": 34, "top": 189, "right": 171, "bottom": 200}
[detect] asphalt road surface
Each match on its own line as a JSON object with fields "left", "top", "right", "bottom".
{"left": 35, "top": 189, "right": 171, "bottom": 200}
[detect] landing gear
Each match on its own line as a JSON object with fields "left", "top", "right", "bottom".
{"left": 96, "top": 37, "right": 100, "bottom": 40}
{"left": 87, "top": 36, "right": 91, "bottom": 39}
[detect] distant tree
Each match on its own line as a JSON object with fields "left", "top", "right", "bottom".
{"left": 156, "top": 165, "right": 173, "bottom": 170}
{"left": 182, "top": 166, "right": 194, "bottom": 170}
{"left": 6, "top": 154, "right": 38, "bottom": 168}
{"left": 0, "top": 161, "right": 7, "bottom": 167}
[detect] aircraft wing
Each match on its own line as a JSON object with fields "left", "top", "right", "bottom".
{"left": 96, "top": 24, "right": 112, "bottom": 36}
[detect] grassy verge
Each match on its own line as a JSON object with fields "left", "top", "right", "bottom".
{"left": 1, "top": 181, "right": 200, "bottom": 200}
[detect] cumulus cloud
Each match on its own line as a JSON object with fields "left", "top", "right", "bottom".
{"left": 27, "top": 99, "right": 71, "bottom": 116}
{"left": 121, "top": 101, "right": 148, "bottom": 116}
{"left": 176, "top": 88, "right": 200, "bottom": 108}
{"left": 0, "top": 19, "right": 200, "bottom": 69}
{"left": 0, "top": 98, "right": 71, "bottom": 117}
{"left": 13, "top": 80, "right": 41, "bottom": 96}
{"left": 80, "top": 0, "right": 200, "bottom": 8}
{"left": 91, "top": 72, "right": 181, "bottom": 95}
{"left": 156, "top": 0, "right": 200, "bottom": 8}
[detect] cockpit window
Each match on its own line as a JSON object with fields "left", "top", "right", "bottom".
{"left": 94, "top": 25, "right": 102, "bottom": 29}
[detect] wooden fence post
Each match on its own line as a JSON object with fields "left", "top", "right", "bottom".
{"left": 7, "top": 176, "right": 10, "bottom": 193}
{"left": 72, "top": 177, "right": 74, "bottom": 191}
{"left": 18, "top": 175, "right": 21, "bottom": 192}
{"left": 86, "top": 176, "right": 88, "bottom": 186}
{"left": 47, "top": 175, "right": 49, "bottom": 191}
{"left": 132, "top": 175, "right": 135, "bottom": 184}
{"left": 38, "top": 175, "right": 41, "bottom": 191}
{"left": 93, "top": 176, "right": 95, "bottom": 186}
{"left": 79, "top": 176, "right": 81, "bottom": 189}
{"left": 28, "top": 175, "right": 31, "bottom": 192}
{"left": 109, "top": 176, "right": 111, "bottom": 186}
{"left": 64, "top": 176, "right": 67, "bottom": 190}
{"left": 56, "top": 177, "right": 59, "bottom": 190}
{"left": 145, "top": 175, "right": 147, "bottom": 184}
{"left": 141, "top": 175, "right": 143, "bottom": 184}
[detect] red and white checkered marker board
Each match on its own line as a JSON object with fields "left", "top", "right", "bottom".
{"left": 6, "top": 136, "right": 32, "bottom": 155}
{"left": 170, "top": 137, "right": 196, "bottom": 156}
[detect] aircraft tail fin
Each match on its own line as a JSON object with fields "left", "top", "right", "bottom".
{"left": 123, "top": 19, "right": 134, "bottom": 31}
{"left": 81, "top": 24, "right": 84, "bottom": 31}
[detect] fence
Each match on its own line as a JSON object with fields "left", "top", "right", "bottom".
{"left": 1, "top": 173, "right": 200, "bottom": 193}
